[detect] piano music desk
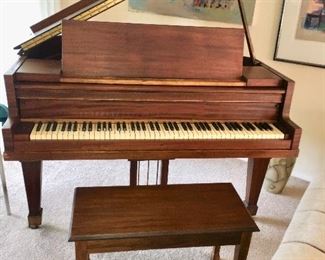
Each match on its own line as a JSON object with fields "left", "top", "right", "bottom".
{"left": 69, "top": 183, "right": 259, "bottom": 260}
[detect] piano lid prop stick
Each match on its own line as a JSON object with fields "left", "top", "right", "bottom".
{"left": 237, "top": 0, "right": 256, "bottom": 65}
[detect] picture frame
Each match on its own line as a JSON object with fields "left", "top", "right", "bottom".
{"left": 274, "top": 0, "right": 325, "bottom": 68}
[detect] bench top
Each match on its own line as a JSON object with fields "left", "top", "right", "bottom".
{"left": 69, "top": 183, "right": 259, "bottom": 241}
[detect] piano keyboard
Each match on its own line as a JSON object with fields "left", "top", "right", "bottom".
{"left": 29, "top": 121, "right": 285, "bottom": 140}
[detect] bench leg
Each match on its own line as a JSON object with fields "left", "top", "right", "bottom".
{"left": 212, "top": 246, "right": 220, "bottom": 260}
{"left": 75, "top": 242, "right": 89, "bottom": 260}
{"left": 234, "top": 232, "right": 252, "bottom": 260}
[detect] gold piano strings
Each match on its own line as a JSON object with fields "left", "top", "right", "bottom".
{"left": 19, "top": 0, "right": 125, "bottom": 53}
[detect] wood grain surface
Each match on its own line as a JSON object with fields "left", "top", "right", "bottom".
{"left": 62, "top": 20, "right": 244, "bottom": 80}
{"left": 69, "top": 183, "right": 258, "bottom": 241}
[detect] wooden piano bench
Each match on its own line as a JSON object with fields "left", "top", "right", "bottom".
{"left": 69, "top": 184, "right": 259, "bottom": 260}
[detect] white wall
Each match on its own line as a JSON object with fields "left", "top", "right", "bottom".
{"left": 0, "top": 0, "right": 58, "bottom": 105}
{"left": 0, "top": 0, "right": 43, "bottom": 105}
{"left": 62, "top": 1, "right": 325, "bottom": 180}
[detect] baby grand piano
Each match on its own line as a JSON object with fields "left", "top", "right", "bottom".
{"left": 2, "top": 0, "right": 301, "bottom": 228}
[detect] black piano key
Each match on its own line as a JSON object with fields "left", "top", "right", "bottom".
{"left": 263, "top": 122, "right": 272, "bottom": 131}
{"left": 199, "top": 122, "right": 206, "bottom": 131}
{"left": 163, "top": 122, "right": 169, "bottom": 131}
{"left": 186, "top": 122, "right": 193, "bottom": 131}
{"left": 258, "top": 122, "right": 266, "bottom": 130}
{"left": 255, "top": 122, "right": 263, "bottom": 130}
{"left": 230, "top": 122, "right": 238, "bottom": 131}
{"left": 36, "top": 122, "right": 42, "bottom": 131}
{"left": 102, "top": 122, "right": 107, "bottom": 131}
{"left": 225, "top": 122, "right": 233, "bottom": 130}
{"left": 204, "top": 122, "right": 211, "bottom": 131}
{"left": 67, "top": 122, "right": 72, "bottom": 131}
{"left": 136, "top": 122, "right": 141, "bottom": 131}
{"left": 97, "top": 122, "right": 102, "bottom": 131}
{"left": 254, "top": 122, "right": 264, "bottom": 131}
{"left": 168, "top": 122, "right": 174, "bottom": 131}
{"left": 117, "top": 122, "right": 121, "bottom": 131}
{"left": 173, "top": 122, "right": 179, "bottom": 131}
{"left": 108, "top": 122, "right": 112, "bottom": 131}
{"left": 141, "top": 122, "right": 146, "bottom": 131}
{"left": 73, "top": 122, "right": 78, "bottom": 132}
{"left": 61, "top": 122, "right": 66, "bottom": 132}
{"left": 247, "top": 122, "right": 256, "bottom": 131}
{"left": 131, "top": 122, "right": 135, "bottom": 131}
{"left": 259, "top": 123, "right": 267, "bottom": 130}
{"left": 155, "top": 122, "right": 161, "bottom": 131}
{"left": 234, "top": 122, "right": 243, "bottom": 131}
{"left": 261, "top": 122, "right": 269, "bottom": 130}
{"left": 194, "top": 122, "right": 201, "bottom": 131}
{"left": 212, "top": 122, "right": 219, "bottom": 131}
{"left": 181, "top": 122, "right": 188, "bottom": 131}
{"left": 149, "top": 121, "right": 155, "bottom": 131}
{"left": 242, "top": 122, "right": 250, "bottom": 131}
{"left": 263, "top": 123, "right": 270, "bottom": 131}
{"left": 234, "top": 122, "right": 242, "bottom": 130}
{"left": 88, "top": 122, "right": 92, "bottom": 131}
{"left": 45, "top": 122, "right": 52, "bottom": 132}
{"left": 217, "top": 122, "right": 224, "bottom": 131}
{"left": 265, "top": 123, "right": 273, "bottom": 131}
{"left": 122, "top": 122, "right": 127, "bottom": 131}
{"left": 253, "top": 122, "right": 260, "bottom": 130}
{"left": 52, "top": 121, "right": 58, "bottom": 131}
{"left": 82, "top": 122, "right": 87, "bottom": 131}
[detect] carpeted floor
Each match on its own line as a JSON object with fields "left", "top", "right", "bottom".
{"left": 0, "top": 159, "right": 308, "bottom": 260}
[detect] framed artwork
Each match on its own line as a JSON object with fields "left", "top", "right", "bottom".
{"left": 128, "top": 0, "right": 256, "bottom": 25}
{"left": 274, "top": 0, "right": 325, "bottom": 68}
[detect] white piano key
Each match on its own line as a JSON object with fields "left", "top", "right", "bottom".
{"left": 30, "top": 123, "right": 40, "bottom": 140}
{"left": 270, "top": 123, "right": 285, "bottom": 139}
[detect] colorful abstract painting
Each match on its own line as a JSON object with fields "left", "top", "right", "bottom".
{"left": 296, "top": 0, "right": 325, "bottom": 42}
{"left": 128, "top": 0, "right": 256, "bottom": 25}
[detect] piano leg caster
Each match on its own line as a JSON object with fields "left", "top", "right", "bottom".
{"left": 27, "top": 208, "right": 43, "bottom": 229}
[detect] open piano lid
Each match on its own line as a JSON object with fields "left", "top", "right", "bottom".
{"left": 15, "top": 0, "right": 256, "bottom": 64}
{"left": 15, "top": 0, "right": 124, "bottom": 56}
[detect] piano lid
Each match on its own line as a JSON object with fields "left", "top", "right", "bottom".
{"left": 15, "top": 0, "right": 125, "bottom": 55}
{"left": 15, "top": 0, "right": 256, "bottom": 65}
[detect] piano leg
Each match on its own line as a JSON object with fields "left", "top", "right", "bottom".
{"left": 21, "top": 161, "right": 43, "bottom": 229}
{"left": 244, "top": 158, "right": 270, "bottom": 215}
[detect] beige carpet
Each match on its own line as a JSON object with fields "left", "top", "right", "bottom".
{"left": 0, "top": 159, "right": 308, "bottom": 260}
